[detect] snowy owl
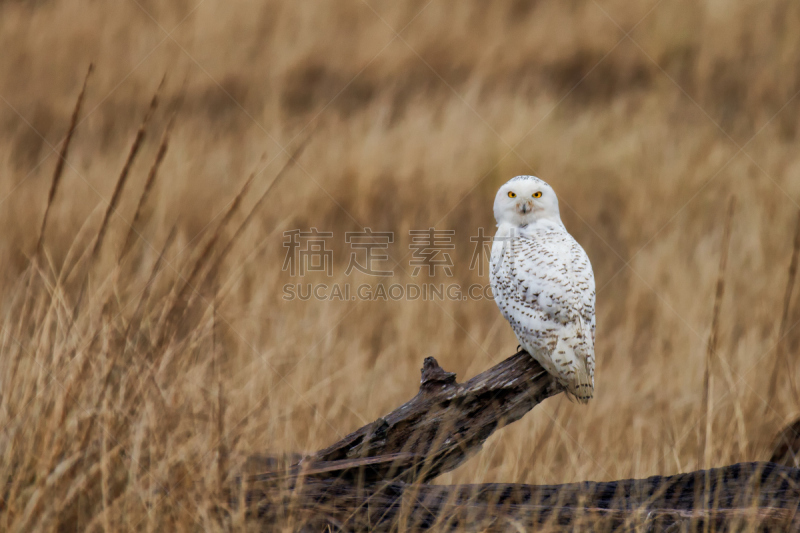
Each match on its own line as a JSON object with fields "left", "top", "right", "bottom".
{"left": 490, "top": 175, "right": 595, "bottom": 403}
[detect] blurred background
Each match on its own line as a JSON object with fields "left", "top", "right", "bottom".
{"left": 2, "top": 0, "right": 800, "bottom": 529}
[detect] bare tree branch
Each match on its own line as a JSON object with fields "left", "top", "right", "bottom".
{"left": 242, "top": 352, "right": 800, "bottom": 531}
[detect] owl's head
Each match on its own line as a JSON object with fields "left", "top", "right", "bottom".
{"left": 493, "top": 175, "right": 562, "bottom": 227}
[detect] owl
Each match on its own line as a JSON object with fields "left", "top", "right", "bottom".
{"left": 489, "top": 175, "right": 595, "bottom": 403}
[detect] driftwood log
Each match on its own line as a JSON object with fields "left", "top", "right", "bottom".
{"left": 244, "top": 352, "right": 800, "bottom": 531}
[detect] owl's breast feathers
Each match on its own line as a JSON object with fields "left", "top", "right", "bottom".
{"left": 490, "top": 223, "right": 596, "bottom": 402}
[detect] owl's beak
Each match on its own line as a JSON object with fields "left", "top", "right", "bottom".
{"left": 517, "top": 200, "right": 533, "bottom": 215}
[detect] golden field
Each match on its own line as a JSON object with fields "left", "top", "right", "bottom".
{"left": 1, "top": 0, "right": 800, "bottom": 530}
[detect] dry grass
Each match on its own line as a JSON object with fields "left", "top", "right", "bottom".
{"left": 2, "top": 0, "right": 800, "bottom": 530}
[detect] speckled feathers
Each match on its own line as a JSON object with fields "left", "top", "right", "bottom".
{"left": 490, "top": 176, "right": 596, "bottom": 402}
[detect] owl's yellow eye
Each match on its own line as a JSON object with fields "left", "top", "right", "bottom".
{"left": 508, "top": 191, "right": 516, "bottom": 198}
{"left": 533, "top": 191, "right": 542, "bottom": 198}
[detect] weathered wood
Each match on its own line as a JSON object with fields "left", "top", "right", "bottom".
{"left": 242, "top": 353, "right": 800, "bottom": 531}
{"left": 770, "top": 417, "right": 800, "bottom": 468}
{"left": 309, "top": 351, "right": 561, "bottom": 483}
{"left": 252, "top": 462, "right": 800, "bottom": 531}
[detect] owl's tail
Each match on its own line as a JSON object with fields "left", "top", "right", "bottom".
{"left": 555, "top": 320, "right": 594, "bottom": 404}
{"left": 567, "top": 360, "right": 594, "bottom": 404}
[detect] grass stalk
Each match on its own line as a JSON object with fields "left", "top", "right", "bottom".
{"left": 91, "top": 75, "right": 166, "bottom": 262}
{"left": 120, "top": 105, "right": 180, "bottom": 262}
{"left": 700, "top": 196, "right": 736, "bottom": 470}
{"left": 766, "top": 209, "right": 800, "bottom": 411}
{"left": 35, "top": 63, "right": 94, "bottom": 260}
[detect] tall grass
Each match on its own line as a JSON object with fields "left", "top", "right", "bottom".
{"left": 1, "top": 0, "right": 800, "bottom": 529}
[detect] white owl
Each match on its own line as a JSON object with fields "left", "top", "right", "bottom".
{"left": 490, "top": 175, "right": 595, "bottom": 403}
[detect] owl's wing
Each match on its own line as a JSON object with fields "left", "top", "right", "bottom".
{"left": 540, "top": 232, "right": 595, "bottom": 399}
{"left": 573, "top": 239, "right": 597, "bottom": 378}
{"left": 568, "top": 236, "right": 595, "bottom": 342}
